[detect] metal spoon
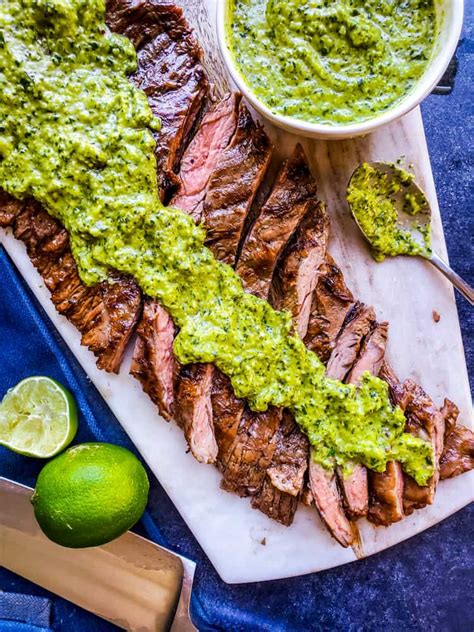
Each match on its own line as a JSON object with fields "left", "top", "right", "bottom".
{"left": 348, "top": 162, "right": 473, "bottom": 305}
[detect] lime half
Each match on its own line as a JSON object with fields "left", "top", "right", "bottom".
{"left": 0, "top": 376, "right": 78, "bottom": 458}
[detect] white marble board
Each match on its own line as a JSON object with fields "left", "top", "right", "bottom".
{"left": 1, "top": 0, "right": 472, "bottom": 584}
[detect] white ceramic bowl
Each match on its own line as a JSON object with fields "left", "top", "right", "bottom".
{"left": 216, "top": 0, "right": 464, "bottom": 139}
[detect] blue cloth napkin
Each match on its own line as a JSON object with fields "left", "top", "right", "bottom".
{"left": 1, "top": 15, "right": 473, "bottom": 631}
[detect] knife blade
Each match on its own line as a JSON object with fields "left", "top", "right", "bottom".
{"left": 0, "top": 478, "right": 197, "bottom": 631}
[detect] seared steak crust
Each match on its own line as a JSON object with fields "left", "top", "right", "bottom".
{"left": 271, "top": 202, "right": 330, "bottom": 339}
{"left": 202, "top": 101, "right": 273, "bottom": 267}
{"left": 326, "top": 302, "right": 376, "bottom": 381}
{"left": 237, "top": 144, "right": 318, "bottom": 299}
{"left": 304, "top": 255, "right": 355, "bottom": 363}
{"left": 2, "top": 194, "right": 141, "bottom": 373}
{"left": 220, "top": 407, "right": 282, "bottom": 497}
{"left": 106, "top": 0, "right": 209, "bottom": 200}
{"left": 440, "top": 399, "right": 474, "bottom": 479}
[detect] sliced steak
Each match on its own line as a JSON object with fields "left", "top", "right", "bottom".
{"left": 0, "top": 190, "right": 24, "bottom": 227}
{"left": 175, "top": 362, "right": 218, "bottom": 463}
{"left": 172, "top": 97, "right": 270, "bottom": 462}
{"left": 271, "top": 202, "right": 329, "bottom": 339}
{"left": 326, "top": 303, "right": 376, "bottom": 381}
{"left": 367, "top": 362, "right": 405, "bottom": 526}
{"left": 220, "top": 407, "right": 282, "bottom": 497}
{"left": 402, "top": 380, "right": 445, "bottom": 515}
{"left": 9, "top": 199, "right": 141, "bottom": 373}
{"left": 251, "top": 412, "right": 309, "bottom": 526}
{"left": 130, "top": 299, "right": 177, "bottom": 420}
{"left": 202, "top": 101, "right": 273, "bottom": 267}
{"left": 236, "top": 144, "right": 317, "bottom": 299}
{"left": 211, "top": 369, "right": 245, "bottom": 464}
{"left": 106, "top": 0, "right": 209, "bottom": 200}
{"left": 439, "top": 398, "right": 474, "bottom": 479}
{"left": 347, "top": 322, "right": 389, "bottom": 384}
{"left": 338, "top": 322, "right": 389, "bottom": 520}
{"left": 309, "top": 457, "right": 355, "bottom": 547}
{"left": 172, "top": 92, "right": 240, "bottom": 220}
{"left": 304, "top": 255, "right": 355, "bottom": 363}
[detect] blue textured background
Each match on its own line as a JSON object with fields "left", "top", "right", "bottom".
{"left": 0, "top": 8, "right": 472, "bottom": 632}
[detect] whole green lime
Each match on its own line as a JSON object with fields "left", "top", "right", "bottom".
{"left": 31, "top": 442, "right": 149, "bottom": 548}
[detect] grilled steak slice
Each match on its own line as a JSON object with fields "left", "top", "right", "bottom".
{"left": 251, "top": 478, "right": 299, "bottom": 526}
{"left": 212, "top": 369, "right": 245, "bottom": 464}
{"left": 220, "top": 407, "right": 282, "bottom": 497}
{"left": 202, "top": 101, "right": 272, "bottom": 267}
{"left": 172, "top": 92, "right": 240, "bottom": 220}
{"left": 402, "top": 380, "right": 445, "bottom": 515}
{"left": 130, "top": 299, "right": 177, "bottom": 420}
{"left": 304, "top": 255, "right": 355, "bottom": 363}
{"left": 175, "top": 362, "right": 218, "bottom": 463}
{"left": 7, "top": 198, "right": 141, "bottom": 372}
{"left": 440, "top": 399, "right": 474, "bottom": 479}
{"left": 0, "top": 190, "right": 23, "bottom": 227}
{"left": 236, "top": 145, "right": 318, "bottom": 299}
{"left": 367, "top": 362, "right": 405, "bottom": 525}
{"left": 172, "top": 96, "right": 270, "bottom": 462}
{"left": 251, "top": 411, "right": 309, "bottom": 525}
{"left": 106, "top": 0, "right": 209, "bottom": 200}
{"left": 271, "top": 202, "right": 329, "bottom": 339}
{"left": 347, "top": 322, "right": 389, "bottom": 384}
{"left": 309, "top": 458, "right": 355, "bottom": 547}
{"left": 326, "top": 303, "right": 376, "bottom": 381}
{"left": 337, "top": 322, "right": 389, "bottom": 520}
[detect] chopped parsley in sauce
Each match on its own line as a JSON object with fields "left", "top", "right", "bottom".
{"left": 347, "top": 163, "right": 432, "bottom": 261}
{"left": 227, "top": 0, "right": 436, "bottom": 125}
{"left": 0, "top": 0, "right": 434, "bottom": 484}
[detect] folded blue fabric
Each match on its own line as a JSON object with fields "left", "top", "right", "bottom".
{"left": 0, "top": 593, "right": 50, "bottom": 629}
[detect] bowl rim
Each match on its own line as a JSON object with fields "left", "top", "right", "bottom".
{"left": 216, "top": 0, "right": 465, "bottom": 139}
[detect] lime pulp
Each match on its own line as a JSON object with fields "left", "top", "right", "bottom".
{"left": 0, "top": 376, "right": 78, "bottom": 458}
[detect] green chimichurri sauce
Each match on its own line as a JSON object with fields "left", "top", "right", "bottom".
{"left": 347, "top": 163, "right": 432, "bottom": 261}
{"left": 0, "top": 0, "right": 434, "bottom": 484}
{"left": 227, "top": 0, "right": 436, "bottom": 125}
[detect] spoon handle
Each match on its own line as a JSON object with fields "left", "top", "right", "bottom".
{"left": 429, "top": 252, "right": 474, "bottom": 305}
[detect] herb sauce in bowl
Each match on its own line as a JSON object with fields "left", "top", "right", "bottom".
{"left": 227, "top": 0, "right": 437, "bottom": 125}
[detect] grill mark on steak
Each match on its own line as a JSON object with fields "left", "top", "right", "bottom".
{"left": 2, "top": 194, "right": 141, "bottom": 373}
{"left": 271, "top": 201, "right": 330, "bottom": 339}
{"left": 326, "top": 302, "right": 376, "bottom": 381}
{"left": 304, "top": 255, "right": 355, "bottom": 363}
{"left": 130, "top": 299, "right": 178, "bottom": 420}
{"left": 251, "top": 412, "right": 309, "bottom": 526}
{"left": 172, "top": 92, "right": 240, "bottom": 220}
{"left": 440, "top": 399, "right": 474, "bottom": 479}
{"left": 202, "top": 101, "right": 273, "bottom": 267}
{"left": 106, "top": 0, "right": 209, "bottom": 201}
{"left": 236, "top": 144, "right": 318, "bottom": 299}
{"left": 338, "top": 322, "right": 389, "bottom": 521}
{"left": 367, "top": 361, "right": 405, "bottom": 526}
